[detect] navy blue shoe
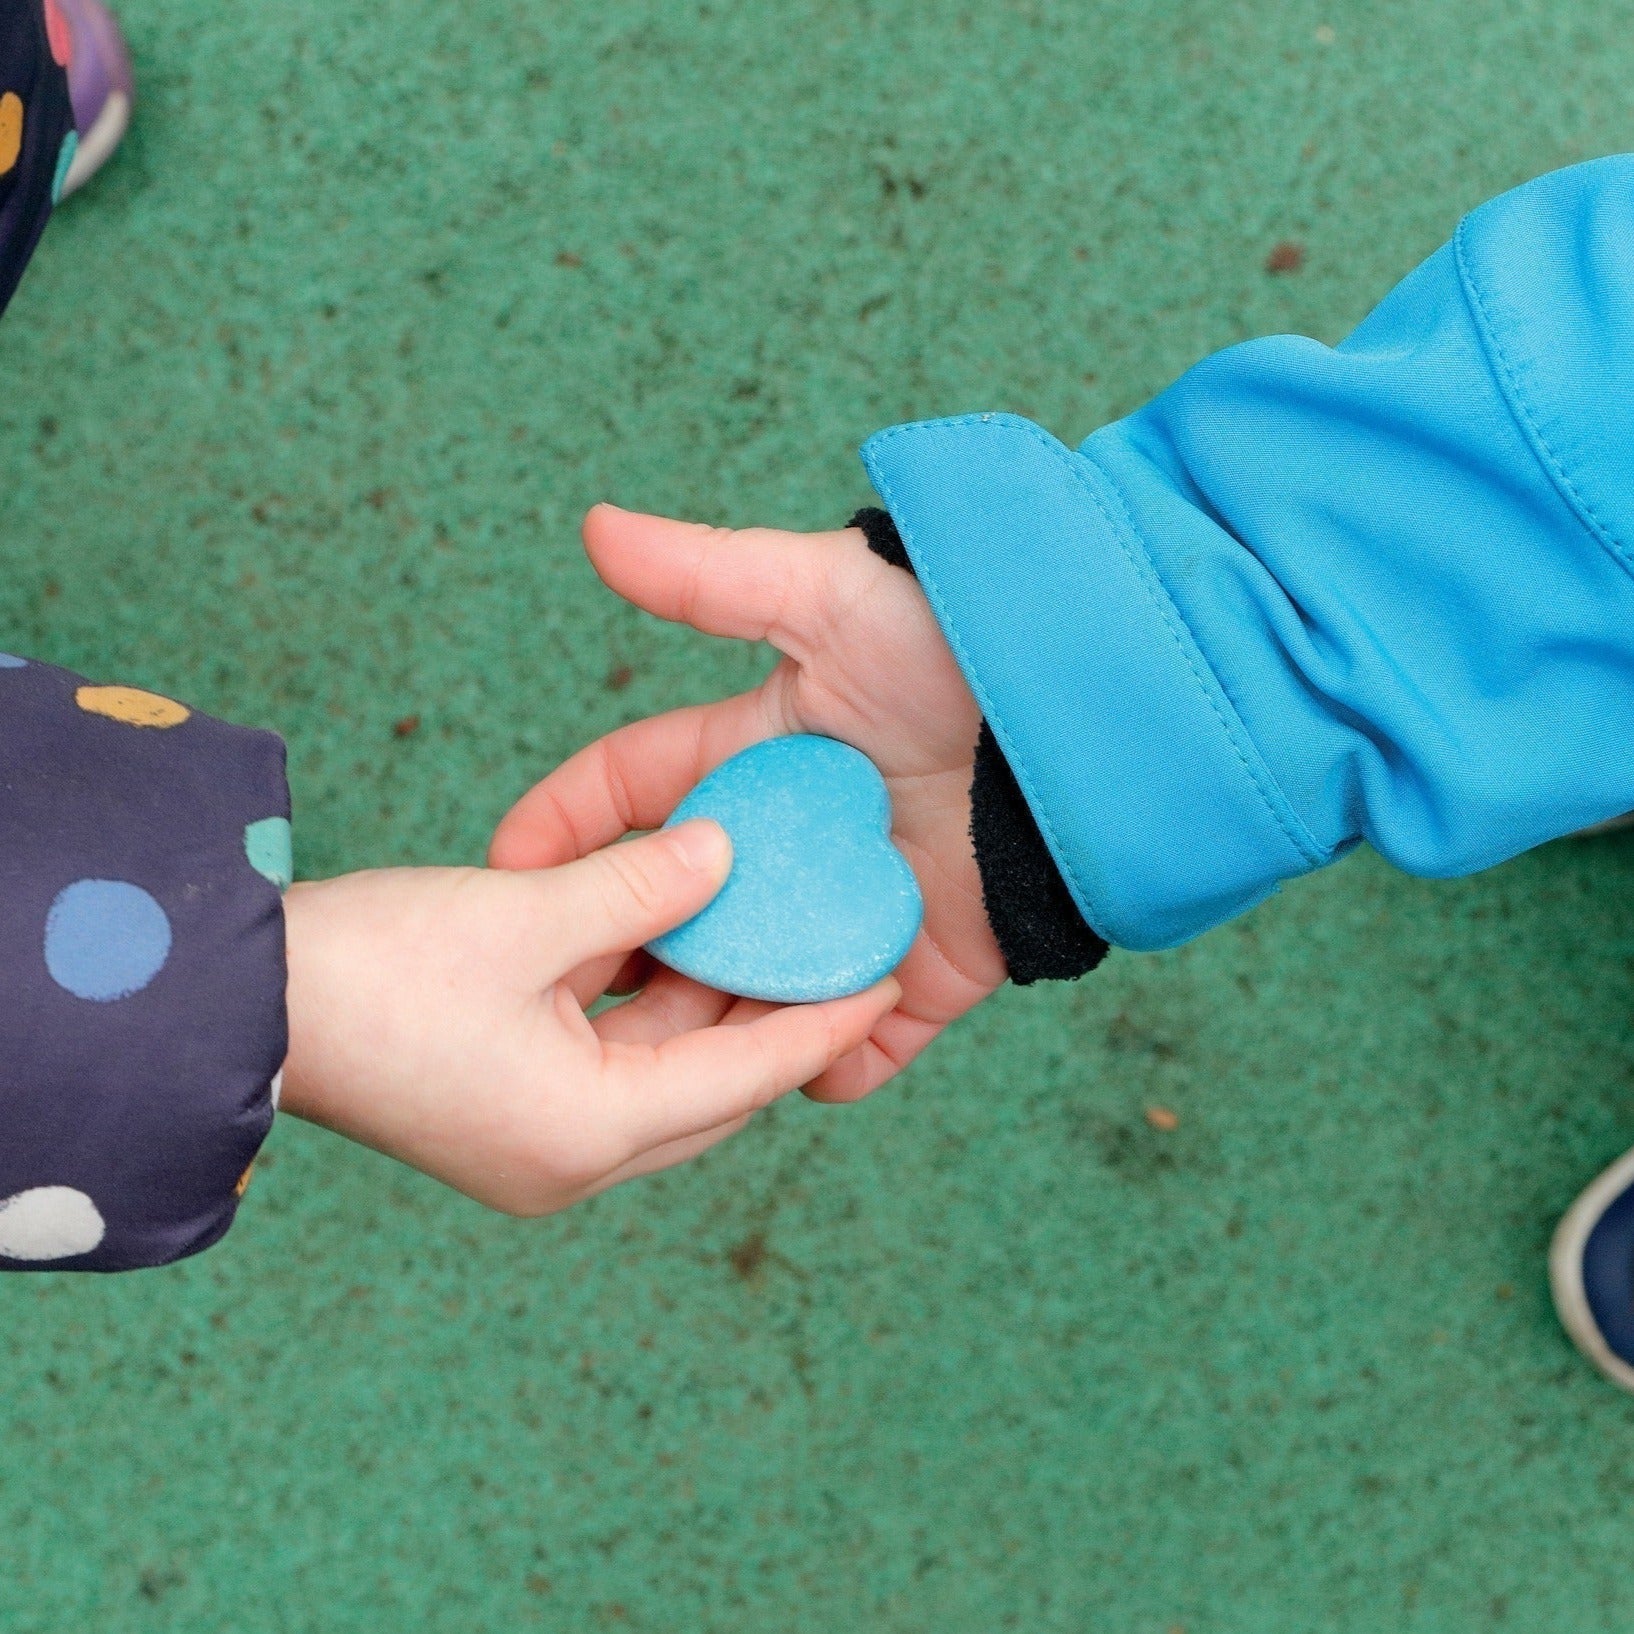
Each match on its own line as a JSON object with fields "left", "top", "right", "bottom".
{"left": 1551, "top": 1150, "right": 1634, "bottom": 1390}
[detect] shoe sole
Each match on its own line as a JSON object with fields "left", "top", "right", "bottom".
{"left": 1549, "top": 1145, "right": 1634, "bottom": 1392}
{"left": 60, "top": 86, "right": 128, "bottom": 197}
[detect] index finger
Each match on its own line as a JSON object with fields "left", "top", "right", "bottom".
{"left": 488, "top": 686, "right": 789, "bottom": 870}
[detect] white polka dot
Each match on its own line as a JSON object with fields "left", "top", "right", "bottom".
{"left": 0, "top": 1186, "right": 105, "bottom": 1261}
{"left": 268, "top": 1067, "right": 284, "bottom": 1112}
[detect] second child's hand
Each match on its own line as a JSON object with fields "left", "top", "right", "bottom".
{"left": 490, "top": 505, "right": 1008, "bottom": 1103}
{"left": 279, "top": 820, "right": 899, "bottom": 1215}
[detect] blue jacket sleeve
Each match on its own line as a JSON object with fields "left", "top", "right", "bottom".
{"left": 0, "top": 655, "right": 290, "bottom": 1269}
{"left": 862, "top": 155, "right": 1634, "bottom": 952}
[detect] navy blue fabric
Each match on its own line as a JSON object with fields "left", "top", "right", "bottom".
{"left": 0, "top": 0, "right": 72, "bottom": 315}
{"left": 0, "top": 659, "right": 289, "bottom": 1269}
{"left": 1582, "top": 1182, "right": 1634, "bottom": 1367}
{"left": 863, "top": 157, "right": 1634, "bottom": 950}
{"left": 0, "top": 7, "right": 289, "bottom": 1272}
{"left": 0, "top": 5, "right": 289, "bottom": 1272}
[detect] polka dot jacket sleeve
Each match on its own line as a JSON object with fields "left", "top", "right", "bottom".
{"left": 0, "top": 656, "right": 290, "bottom": 1271}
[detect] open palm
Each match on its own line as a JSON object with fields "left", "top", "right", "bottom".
{"left": 489, "top": 505, "right": 1007, "bottom": 1101}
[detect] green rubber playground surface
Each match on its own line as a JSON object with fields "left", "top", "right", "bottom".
{"left": 4, "top": 1, "right": 1634, "bottom": 1628}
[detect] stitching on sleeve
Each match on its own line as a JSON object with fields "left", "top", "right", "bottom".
{"left": 868, "top": 416, "right": 1325, "bottom": 876}
{"left": 862, "top": 455, "right": 1116, "bottom": 944}
{"left": 1073, "top": 441, "right": 1325, "bottom": 867}
{"left": 1453, "top": 218, "right": 1634, "bottom": 579}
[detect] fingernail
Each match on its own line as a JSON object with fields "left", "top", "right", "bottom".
{"left": 667, "top": 818, "right": 730, "bottom": 872}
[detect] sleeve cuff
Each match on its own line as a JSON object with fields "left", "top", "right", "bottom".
{"left": 0, "top": 658, "right": 290, "bottom": 1270}
{"left": 861, "top": 414, "right": 1324, "bottom": 951}
{"left": 849, "top": 506, "right": 1108, "bottom": 982}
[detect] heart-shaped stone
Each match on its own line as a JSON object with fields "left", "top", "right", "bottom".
{"left": 646, "top": 735, "right": 922, "bottom": 1003}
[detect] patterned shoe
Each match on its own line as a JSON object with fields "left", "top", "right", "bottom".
{"left": 1550, "top": 1148, "right": 1634, "bottom": 1391}
{"left": 49, "top": 0, "right": 133, "bottom": 198}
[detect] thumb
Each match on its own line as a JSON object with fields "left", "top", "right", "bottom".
{"left": 540, "top": 819, "right": 732, "bottom": 973}
{"left": 583, "top": 504, "right": 844, "bottom": 650}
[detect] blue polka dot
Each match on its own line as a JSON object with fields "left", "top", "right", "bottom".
{"left": 244, "top": 816, "right": 293, "bottom": 890}
{"left": 44, "top": 880, "right": 171, "bottom": 1002}
{"left": 50, "top": 129, "right": 77, "bottom": 205}
{"left": 0, "top": 654, "right": 26, "bottom": 668}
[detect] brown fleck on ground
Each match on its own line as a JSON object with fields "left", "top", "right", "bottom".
{"left": 727, "top": 1231, "right": 768, "bottom": 1280}
{"left": 1265, "top": 239, "right": 1305, "bottom": 274}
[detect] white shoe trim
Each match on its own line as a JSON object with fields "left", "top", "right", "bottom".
{"left": 1549, "top": 1144, "right": 1634, "bottom": 1393}
{"left": 60, "top": 88, "right": 129, "bottom": 198}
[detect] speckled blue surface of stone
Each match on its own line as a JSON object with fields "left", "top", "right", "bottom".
{"left": 645, "top": 735, "right": 923, "bottom": 1003}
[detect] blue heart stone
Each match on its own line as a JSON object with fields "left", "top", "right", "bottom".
{"left": 645, "top": 735, "right": 923, "bottom": 1003}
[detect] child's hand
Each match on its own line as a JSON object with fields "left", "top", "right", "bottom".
{"left": 278, "top": 820, "right": 899, "bottom": 1214}
{"left": 489, "top": 505, "right": 1007, "bottom": 1104}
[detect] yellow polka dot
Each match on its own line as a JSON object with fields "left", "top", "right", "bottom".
{"left": 0, "top": 94, "right": 23, "bottom": 178}
{"left": 75, "top": 685, "right": 191, "bottom": 729}
{"left": 234, "top": 1162, "right": 255, "bottom": 1199}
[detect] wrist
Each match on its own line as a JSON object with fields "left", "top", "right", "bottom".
{"left": 968, "top": 723, "right": 1108, "bottom": 982}
{"left": 277, "top": 879, "right": 331, "bottom": 1124}
{"left": 850, "top": 505, "right": 1108, "bottom": 982}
